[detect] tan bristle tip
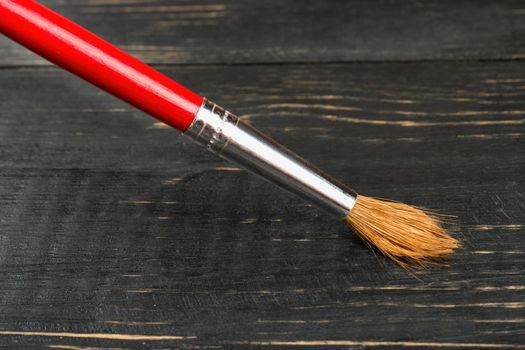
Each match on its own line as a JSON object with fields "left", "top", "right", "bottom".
{"left": 345, "top": 195, "right": 460, "bottom": 267}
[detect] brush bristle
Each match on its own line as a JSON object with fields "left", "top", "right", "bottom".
{"left": 345, "top": 195, "right": 459, "bottom": 267}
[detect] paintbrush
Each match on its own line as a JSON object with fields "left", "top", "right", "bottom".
{"left": 0, "top": 0, "right": 459, "bottom": 266}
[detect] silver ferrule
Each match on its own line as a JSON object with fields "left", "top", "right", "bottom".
{"left": 184, "top": 99, "right": 357, "bottom": 218}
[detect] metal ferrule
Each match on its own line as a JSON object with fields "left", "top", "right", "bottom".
{"left": 184, "top": 99, "right": 357, "bottom": 218}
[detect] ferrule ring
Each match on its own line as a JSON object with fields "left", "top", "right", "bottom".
{"left": 185, "top": 99, "right": 357, "bottom": 218}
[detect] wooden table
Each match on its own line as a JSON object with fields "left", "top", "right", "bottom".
{"left": 1, "top": 1, "right": 524, "bottom": 348}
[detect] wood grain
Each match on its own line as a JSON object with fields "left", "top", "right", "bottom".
{"left": 2, "top": 0, "right": 525, "bottom": 65}
{"left": 0, "top": 61, "right": 524, "bottom": 348}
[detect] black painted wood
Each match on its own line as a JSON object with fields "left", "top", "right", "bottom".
{"left": 0, "top": 61, "right": 524, "bottom": 348}
{"left": 2, "top": 0, "right": 525, "bottom": 65}
{"left": 1, "top": 0, "right": 525, "bottom": 348}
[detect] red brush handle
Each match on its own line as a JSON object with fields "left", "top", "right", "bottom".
{"left": 0, "top": 0, "right": 203, "bottom": 131}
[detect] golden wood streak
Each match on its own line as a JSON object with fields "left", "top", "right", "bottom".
{"left": 0, "top": 331, "right": 194, "bottom": 341}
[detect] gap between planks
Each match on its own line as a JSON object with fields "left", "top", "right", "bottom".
{"left": 229, "top": 340, "right": 525, "bottom": 348}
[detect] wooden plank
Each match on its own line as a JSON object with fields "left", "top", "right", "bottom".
{"left": 2, "top": 0, "right": 525, "bottom": 65}
{"left": 0, "top": 61, "right": 524, "bottom": 348}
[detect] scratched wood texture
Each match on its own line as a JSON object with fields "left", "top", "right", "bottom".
{"left": 1, "top": 1, "right": 525, "bottom": 350}
{"left": 3, "top": 0, "right": 525, "bottom": 65}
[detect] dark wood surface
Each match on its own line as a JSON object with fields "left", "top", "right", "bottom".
{"left": 3, "top": 0, "right": 525, "bottom": 65}
{"left": 1, "top": 1, "right": 524, "bottom": 349}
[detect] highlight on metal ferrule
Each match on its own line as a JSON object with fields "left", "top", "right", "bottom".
{"left": 185, "top": 99, "right": 358, "bottom": 218}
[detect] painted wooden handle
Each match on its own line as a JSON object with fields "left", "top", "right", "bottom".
{"left": 0, "top": 0, "right": 203, "bottom": 131}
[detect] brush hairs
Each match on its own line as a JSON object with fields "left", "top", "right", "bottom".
{"left": 346, "top": 196, "right": 459, "bottom": 267}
